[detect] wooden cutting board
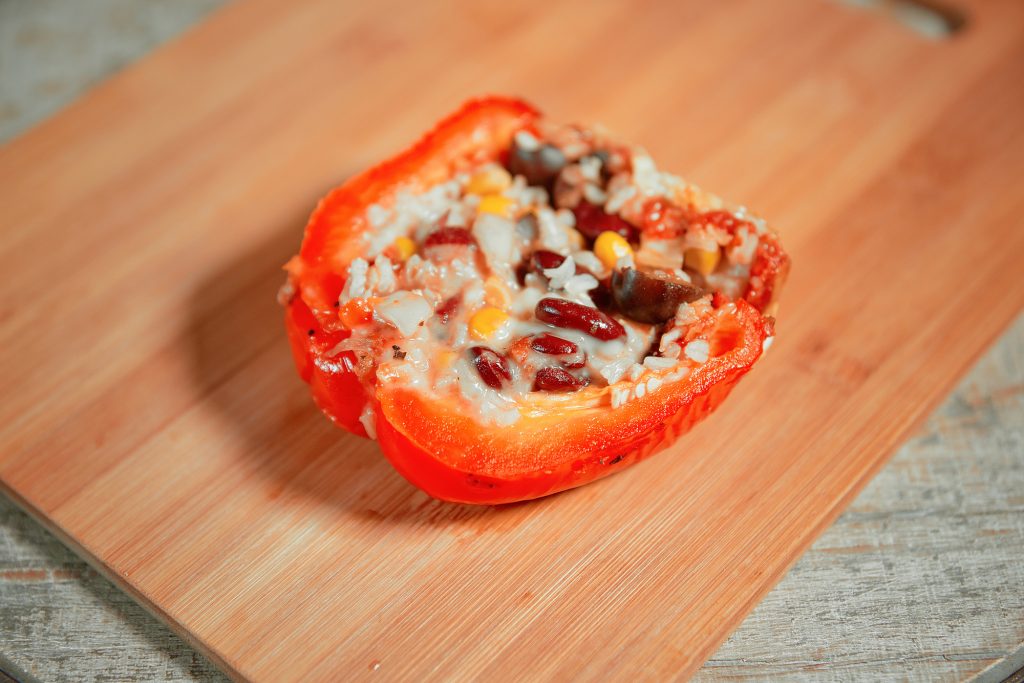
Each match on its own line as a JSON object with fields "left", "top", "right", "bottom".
{"left": 2, "top": 0, "right": 1022, "bottom": 679}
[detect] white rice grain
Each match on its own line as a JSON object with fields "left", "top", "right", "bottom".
{"left": 599, "top": 358, "right": 634, "bottom": 385}
{"left": 543, "top": 255, "right": 576, "bottom": 291}
{"left": 684, "top": 339, "right": 710, "bottom": 364}
{"left": 643, "top": 356, "right": 677, "bottom": 371}
{"left": 583, "top": 183, "right": 608, "bottom": 205}
{"left": 628, "top": 363, "right": 646, "bottom": 382}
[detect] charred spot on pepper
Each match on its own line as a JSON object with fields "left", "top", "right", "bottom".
{"left": 392, "top": 345, "right": 406, "bottom": 360}
{"left": 307, "top": 329, "right": 315, "bottom": 336}
{"left": 465, "top": 474, "right": 497, "bottom": 489}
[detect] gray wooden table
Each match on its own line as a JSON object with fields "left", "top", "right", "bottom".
{"left": 1, "top": 2, "right": 1021, "bottom": 681}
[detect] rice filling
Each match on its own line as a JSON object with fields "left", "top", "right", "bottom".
{"left": 333, "top": 119, "right": 772, "bottom": 424}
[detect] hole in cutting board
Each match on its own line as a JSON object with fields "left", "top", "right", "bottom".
{"left": 836, "top": 0, "right": 967, "bottom": 39}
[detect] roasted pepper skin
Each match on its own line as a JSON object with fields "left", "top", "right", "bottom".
{"left": 284, "top": 96, "right": 784, "bottom": 504}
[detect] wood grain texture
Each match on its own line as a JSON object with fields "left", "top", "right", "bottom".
{"left": 0, "top": 3, "right": 231, "bottom": 681}
{"left": 2, "top": 5, "right": 1021, "bottom": 681}
{"left": 697, "top": 315, "right": 1024, "bottom": 682}
{"left": 2, "top": 313, "right": 1019, "bottom": 682}
{"left": 1, "top": 0, "right": 1023, "bottom": 680}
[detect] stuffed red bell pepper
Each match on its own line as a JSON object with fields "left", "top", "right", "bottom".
{"left": 282, "top": 96, "right": 790, "bottom": 504}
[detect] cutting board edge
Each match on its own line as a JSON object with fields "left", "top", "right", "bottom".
{"left": 0, "top": 0, "right": 239, "bottom": 156}
{"left": 3, "top": 302, "right": 1017, "bottom": 683}
{"left": 2, "top": 0, "right": 1023, "bottom": 677}
{"left": 0, "top": 482, "right": 244, "bottom": 682}
{"left": 687, "top": 301, "right": 1024, "bottom": 676}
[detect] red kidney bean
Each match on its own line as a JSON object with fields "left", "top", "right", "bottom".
{"left": 424, "top": 226, "right": 475, "bottom": 247}
{"left": 470, "top": 346, "right": 512, "bottom": 389}
{"left": 533, "top": 367, "right": 589, "bottom": 392}
{"left": 535, "top": 297, "right": 625, "bottom": 341}
{"left": 530, "top": 250, "right": 567, "bottom": 272}
{"left": 530, "top": 333, "right": 577, "bottom": 356}
{"left": 589, "top": 277, "right": 614, "bottom": 311}
{"left": 530, "top": 333, "right": 586, "bottom": 369}
{"left": 529, "top": 250, "right": 596, "bottom": 278}
{"left": 560, "top": 355, "right": 587, "bottom": 370}
{"left": 573, "top": 201, "right": 639, "bottom": 243}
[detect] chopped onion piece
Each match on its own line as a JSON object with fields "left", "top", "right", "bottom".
{"left": 375, "top": 292, "right": 433, "bottom": 336}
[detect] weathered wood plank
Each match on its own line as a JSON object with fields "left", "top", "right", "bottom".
{"left": 0, "top": 496, "right": 227, "bottom": 682}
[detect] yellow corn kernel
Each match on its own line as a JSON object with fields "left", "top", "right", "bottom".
{"left": 391, "top": 236, "right": 416, "bottom": 261}
{"left": 477, "top": 194, "right": 515, "bottom": 218}
{"left": 466, "top": 166, "right": 512, "bottom": 195}
{"left": 483, "top": 276, "right": 512, "bottom": 309}
{"left": 468, "top": 306, "right": 511, "bottom": 341}
{"left": 684, "top": 247, "right": 721, "bottom": 276}
{"left": 594, "top": 231, "right": 634, "bottom": 270}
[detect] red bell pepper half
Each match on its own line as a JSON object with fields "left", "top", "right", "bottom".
{"left": 283, "top": 96, "right": 787, "bottom": 504}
